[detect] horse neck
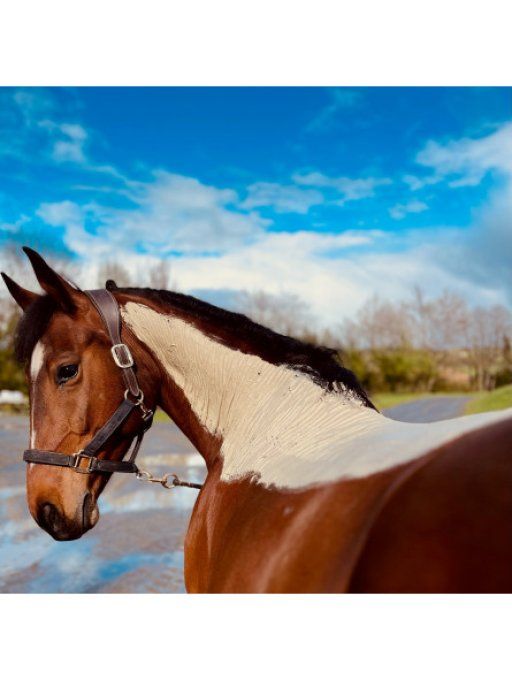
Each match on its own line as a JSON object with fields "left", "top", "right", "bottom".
{"left": 121, "top": 298, "right": 379, "bottom": 472}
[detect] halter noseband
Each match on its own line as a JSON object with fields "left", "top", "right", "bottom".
{"left": 23, "top": 289, "right": 154, "bottom": 475}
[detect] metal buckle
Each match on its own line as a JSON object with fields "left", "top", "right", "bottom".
{"left": 111, "top": 343, "right": 134, "bottom": 369}
{"left": 72, "top": 452, "right": 95, "bottom": 474}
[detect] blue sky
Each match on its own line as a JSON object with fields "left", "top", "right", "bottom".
{"left": 0, "top": 87, "right": 511, "bottom": 326}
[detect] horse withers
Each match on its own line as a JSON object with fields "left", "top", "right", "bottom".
{"left": 3, "top": 248, "right": 512, "bottom": 592}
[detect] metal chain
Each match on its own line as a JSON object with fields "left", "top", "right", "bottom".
{"left": 136, "top": 469, "right": 203, "bottom": 490}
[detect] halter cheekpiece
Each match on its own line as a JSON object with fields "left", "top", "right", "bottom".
{"left": 23, "top": 289, "right": 202, "bottom": 489}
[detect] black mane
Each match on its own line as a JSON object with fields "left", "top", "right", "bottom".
{"left": 118, "top": 287, "right": 375, "bottom": 408}
{"left": 14, "top": 287, "right": 374, "bottom": 409}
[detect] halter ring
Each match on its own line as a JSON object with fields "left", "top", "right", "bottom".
{"left": 124, "top": 388, "right": 144, "bottom": 405}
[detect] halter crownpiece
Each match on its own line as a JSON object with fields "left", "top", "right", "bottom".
{"left": 23, "top": 288, "right": 154, "bottom": 475}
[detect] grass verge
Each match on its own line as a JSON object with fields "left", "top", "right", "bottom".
{"left": 371, "top": 392, "right": 438, "bottom": 410}
{"left": 153, "top": 408, "right": 171, "bottom": 423}
{"left": 371, "top": 391, "right": 479, "bottom": 411}
{"left": 464, "top": 385, "right": 512, "bottom": 415}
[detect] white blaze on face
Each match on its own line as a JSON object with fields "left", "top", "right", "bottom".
{"left": 122, "top": 302, "right": 512, "bottom": 490}
{"left": 30, "top": 341, "right": 45, "bottom": 383}
{"left": 29, "top": 340, "right": 45, "bottom": 449}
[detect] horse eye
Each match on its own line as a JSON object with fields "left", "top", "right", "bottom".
{"left": 56, "top": 364, "right": 79, "bottom": 384}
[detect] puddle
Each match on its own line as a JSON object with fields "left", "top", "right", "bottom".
{"left": 0, "top": 414, "right": 205, "bottom": 593}
{"left": 0, "top": 486, "right": 25, "bottom": 501}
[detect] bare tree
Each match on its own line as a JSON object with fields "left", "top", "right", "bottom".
{"left": 339, "top": 286, "right": 512, "bottom": 392}
{"left": 464, "top": 304, "right": 512, "bottom": 390}
{"left": 148, "top": 260, "right": 171, "bottom": 290}
{"left": 97, "top": 261, "right": 133, "bottom": 288}
{"left": 235, "top": 290, "right": 316, "bottom": 338}
{"left": 339, "top": 295, "right": 412, "bottom": 350}
{"left": 405, "top": 287, "right": 472, "bottom": 387}
{"left": 407, "top": 287, "right": 469, "bottom": 351}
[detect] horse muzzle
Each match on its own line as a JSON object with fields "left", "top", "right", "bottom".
{"left": 35, "top": 492, "right": 99, "bottom": 541}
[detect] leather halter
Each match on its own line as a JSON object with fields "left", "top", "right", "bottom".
{"left": 23, "top": 289, "right": 154, "bottom": 475}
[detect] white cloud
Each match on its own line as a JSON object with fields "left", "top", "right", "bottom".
{"left": 37, "top": 200, "right": 102, "bottom": 257}
{"left": 166, "top": 229, "right": 507, "bottom": 328}
{"left": 0, "top": 91, "right": 89, "bottom": 165}
{"left": 33, "top": 190, "right": 511, "bottom": 328}
{"left": 437, "top": 181, "right": 512, "bottom": 296}
{"left": 10, "top": 90, "right": 55, "bottom": 128}
{"left": 241, "top": 171, "right": 392, "bottom": 213}
{"left": 243, "top": 230, "right": 380, "bottom": 255}
{"left": 52, "top": 124, "right": 87, "bottom": 163}
{"left": 60, "top": 124, "right": 87, "bottom": 142}
{"left": 52, "top": 140, "right": 85, "bottom": 163}
{"left": 293, "top": 171, "right": 391, "bottom": 204}
{"left": 14, "top": 112, "right": 512, "bottom": 329}
{"left": 65, "top": 221, "right": 503, "bottom": 330}
{"left": 19, "top": 217, "right": 509, "bottom": 329}
{"left": 35, "top": 227, "right": 386, "bottom": 327}
{"left": 37, "top": 200, "right": 83, "bottom": 226}
{"left": 37, "top": 171, "right": 270, "bottom": 258}
{"left": 242, "top": 182, "right": 324, "bottom": 213}
{"left": 0, "top": 214, "right": 29, "bottom": 233}
{"left": 39, "top": 120, "right": 88, "bottom": 164}
{"left": 406, "top": 121, "right": 512, "bottom": 300}
{"left": 0, "top": 90, "right": 51, "bottom": 159}
{"left": 306, "top": 88, "right": 362, "bottom": 132}
{"left": 402, "top": 173, "right": 441, "bottom": 191}
{"left": 389, "top": 200, "right": 428, "bottom": 220}
{"left": 415, "top": 121, "right": 512, "bottom": 187}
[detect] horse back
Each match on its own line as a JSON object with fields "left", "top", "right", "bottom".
{"left": 349, "top": 415, "right": 512, "bottom": 593}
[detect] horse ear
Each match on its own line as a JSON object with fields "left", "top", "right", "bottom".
{"left": 1, "top": 272, "right": 40, "bottom": 310}
{"left": 22, "top": 247, "right": 85, "bottom": 314}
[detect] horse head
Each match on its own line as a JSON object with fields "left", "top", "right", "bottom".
{"left": 2, "top": 248, "right": 158, "bottom": 540}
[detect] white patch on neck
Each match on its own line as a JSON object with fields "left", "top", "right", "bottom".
{"left": 122, "top": 302, "right": 512, "bottom": 490}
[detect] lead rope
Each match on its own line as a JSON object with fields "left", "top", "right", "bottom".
{"left": 135, "top": 469, "right": 203, "bottom": 490}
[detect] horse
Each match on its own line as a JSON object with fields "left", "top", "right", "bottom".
{"left": 3, "top": 247, "right": 512, "bottom": 593}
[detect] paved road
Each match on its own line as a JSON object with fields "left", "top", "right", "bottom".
{"left": 383, "top": 396, "right": 470, "bottom": 423}
{"left": 0, "top": 395, "right": 470, "bottom": 593}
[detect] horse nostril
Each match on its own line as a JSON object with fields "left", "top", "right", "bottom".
{"left": 39, "top": 502, "right": 59, "bottom": 532}
{"left": 35, "top": 499, "right": 92, "bottom": 541}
